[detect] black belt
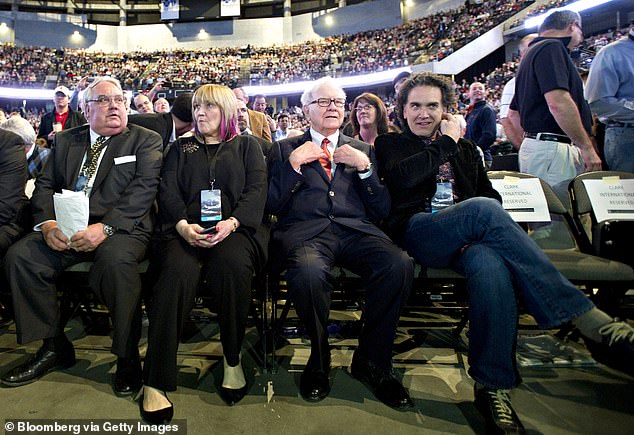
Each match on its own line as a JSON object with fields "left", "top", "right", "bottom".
{"left": 524, "top": 132, "right": 571, "bottom": 144}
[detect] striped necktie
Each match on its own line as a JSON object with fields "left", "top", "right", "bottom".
{"left": 319, "top": 138, "right": 332, "bottom": 180}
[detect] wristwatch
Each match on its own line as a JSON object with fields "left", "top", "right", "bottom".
{"left": 102, "top": 223, "right": 115, "bottom": 237}
{"left": 358, "top": 161, "right": 372, "bottom": 173}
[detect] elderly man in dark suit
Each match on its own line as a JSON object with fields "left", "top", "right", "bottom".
{"left": 267, "top": 77, "right": 413, "bottom": 409}
{"left": 1, "top": 77, "right": 163, "bottom": 397}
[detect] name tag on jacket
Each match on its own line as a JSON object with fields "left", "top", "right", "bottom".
{"left": 114, "top": 155, "right": 136, "bottom": 165}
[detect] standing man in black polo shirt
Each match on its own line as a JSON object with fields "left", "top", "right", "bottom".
{"left": 509, "top": 10, "right": 601, "bottom": 192}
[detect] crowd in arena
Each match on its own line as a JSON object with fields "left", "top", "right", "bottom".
{"left": 0, "top": 1, "right": 633, "bottom": 432}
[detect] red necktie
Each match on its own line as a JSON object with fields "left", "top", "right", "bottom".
{"left": 319, "top": 138, "right": 332, "bottom": 180}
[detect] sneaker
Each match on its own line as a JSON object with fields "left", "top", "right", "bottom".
{"left": 474, "top": 385, "right": 526, "bottom": 435}
{"left": 584, "top": 320, "right": 634, "bottom": 377}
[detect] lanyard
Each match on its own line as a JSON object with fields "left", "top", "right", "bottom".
{"left": 200, "top": 138, "right": 227, "bottom": 190}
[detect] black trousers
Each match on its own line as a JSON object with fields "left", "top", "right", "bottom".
{"left": 284, "top": 224, "right": 413, "bottom": 372}
{"left": 4, "top": 231, "right": 148, "bottom": 358}
{"left": 143, "top": 232, "right": 258, "bottom": 391}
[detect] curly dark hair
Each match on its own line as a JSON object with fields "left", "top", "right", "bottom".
{"left": 396, "top": 72, "right": 455, "bottom": 128}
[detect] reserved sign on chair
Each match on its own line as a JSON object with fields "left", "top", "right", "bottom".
{"left": 582, "top": 178, "right": 634, "bottom": 223}
{"left": 490, "top": 177, "right": 550, "bottom": 222}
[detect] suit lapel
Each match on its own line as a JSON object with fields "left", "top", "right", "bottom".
{"left": 67, "top": 128, "right": 90, "bottom": 185}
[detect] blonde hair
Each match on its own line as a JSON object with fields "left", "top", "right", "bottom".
{"left": 192, "top": 84, "right": 238, "bottom": 141}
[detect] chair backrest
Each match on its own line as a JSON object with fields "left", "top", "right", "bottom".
{"left": 569, "top": 171, "right": 634, "bottom": 265}
{"left": 569, "top": 171, "right": 634, "bottom": 216}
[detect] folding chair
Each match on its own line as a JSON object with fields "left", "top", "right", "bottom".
{"left": 488, "top": 171, "right": 634, "bottom": 316}
{"left": 568, "top": 171, "right": 634, "bottom": 315}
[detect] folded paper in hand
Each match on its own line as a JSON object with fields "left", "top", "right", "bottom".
{"left": 53, "top": 189, "right": 90, "bottom": 238}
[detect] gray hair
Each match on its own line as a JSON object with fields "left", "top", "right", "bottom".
{"left": 300, "top": 77, "right": 346, "bottom": 107}
{"left": 1, "top": 116, "right": 36, "bottom": 145}
{"left": 539, "top": 10, "right": 581, "bottom": 33}
{"left": 82, "top": 76, "right": 124, "bottom": 108}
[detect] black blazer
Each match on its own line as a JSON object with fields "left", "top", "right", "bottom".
{"left": 375, "top": 131, "right": 501, "bottom": 245}
{"left": 158, "top": 134, "right": 269, "bottom": 264}
{"left": 0, "top": 129, "right": 29, "bottom": 248}
{"left": 128, "top": 112, "right": 174, "bottom": 152}
{"left": 267, "top": 131, "right": 391, "bottom": 254}
{"left": 32, "top": 124, "right": 163, "bottom": 237}
{"left": 37, "top": 108, "right": 87, "bottom": 147}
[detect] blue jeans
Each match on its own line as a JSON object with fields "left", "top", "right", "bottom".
{"left": 403, "top": 197, "right": 594, "bottom": 389}
{"left": 604, "top": 126, "right": 634, "bottom": 172}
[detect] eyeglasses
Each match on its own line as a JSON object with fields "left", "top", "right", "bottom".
{"left": 355, "top": 104, "right": 374, "bottom": 112}
{"left": 309, "top": 98, "right": 346, "bottom": 108}
{"left": 87, "top": 95, "right": 126, "bottom": 107}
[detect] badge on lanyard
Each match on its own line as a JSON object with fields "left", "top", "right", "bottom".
{"left": 431, "top": 181, "right": 454, "bottom": 213}
{"left": 201, "top": 189, "right": 222, "bottom": 222}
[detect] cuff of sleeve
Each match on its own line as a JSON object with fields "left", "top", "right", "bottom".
{"left": 358, "top": 168, "right": 373, "bottom": 179}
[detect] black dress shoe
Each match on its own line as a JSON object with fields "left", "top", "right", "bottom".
{"left": 1, "top": 345, "right": 75, "bottom": 387}
{"left": 474, "top": 384, "right": 525, "bottom": 434}
{"left": 138, "top": 392, "right": 174, "bottom": 425}
{"left": 350, "top": 354, "right": 413, "bottom": 410}
{"left": 218, "top": 384, "right": 248, "bottom": 406}
{"left": 113, "top": 357, "right": 142, "bottom": 397}
{"left": 299, "top": 368, "right": 330, "bottom": 402}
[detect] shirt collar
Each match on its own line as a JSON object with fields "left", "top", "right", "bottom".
{"left": 89, "top": 129, "right": 111, "bottom": 144}
{"left": 310, "top": 128, "right": 339, "bottom": 150}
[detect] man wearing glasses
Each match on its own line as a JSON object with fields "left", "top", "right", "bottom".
{"left": 2, "top": 77, "right": 163, "bottom": 398}
{"left": 267, "top": 77, "right": 414, "bottom": 409}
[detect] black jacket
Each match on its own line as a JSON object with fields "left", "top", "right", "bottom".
{"left": 37, "top": 108, "right": 86, "bottom": 147}
{"left": 157, "top": 134, "right": 269, "bottom": 265}
{"left": 267, "top": 130, "right": 391, "bottom": 255}
{"left": 375, "top": 131, "right": 501, "bottom": 245}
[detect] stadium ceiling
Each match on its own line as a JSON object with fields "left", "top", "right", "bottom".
{"left": 0, "top": 0, "right": 368, "bottom": 25}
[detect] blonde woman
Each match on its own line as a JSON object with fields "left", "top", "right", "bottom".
{"left": 140, "top": 84, "right": 268, "bottom": 422}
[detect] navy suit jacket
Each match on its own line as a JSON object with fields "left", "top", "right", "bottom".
{"left": 32, "top": 124, "right": 163, "bottom": 237}
{"left": 267, "top": 130, "right": 391, "bottom": 254}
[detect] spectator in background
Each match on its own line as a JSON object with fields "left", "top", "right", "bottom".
{"left": 499, "top": 33, "right": 538, "bottom": 149}
{"left": 465, "top": 82, "right": 496, "bottom": 169}
{"left": 273, "top": 113, "right": 303, "bottom": 141}
{"left": 133, "top": 93, "right": 154, "bottom": 114}
{"left": 391, "top": 71, "right": 411, "bottom": 130}
{"left": 37, "top": 86, "right": 86, "bottom": 147}
{"left": 153, "top": 98, "right": 170, "bottom": 114}
{"left": 350, "top": 92, "right": 389, "bottom": 146}
{"left": 1, "top": 116, "right": 50, "bottom": 179}
{"left": 128, "top": 93, "right": 194, "bottom": 154}
{"left": 253, "top": 94, "right": 277, "bottom": 134}
{"left": 585, "top": 22, "right": 634, "bottom": 172}
{"left": 232, "top": 88, "right": 272, "bottom": 142}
